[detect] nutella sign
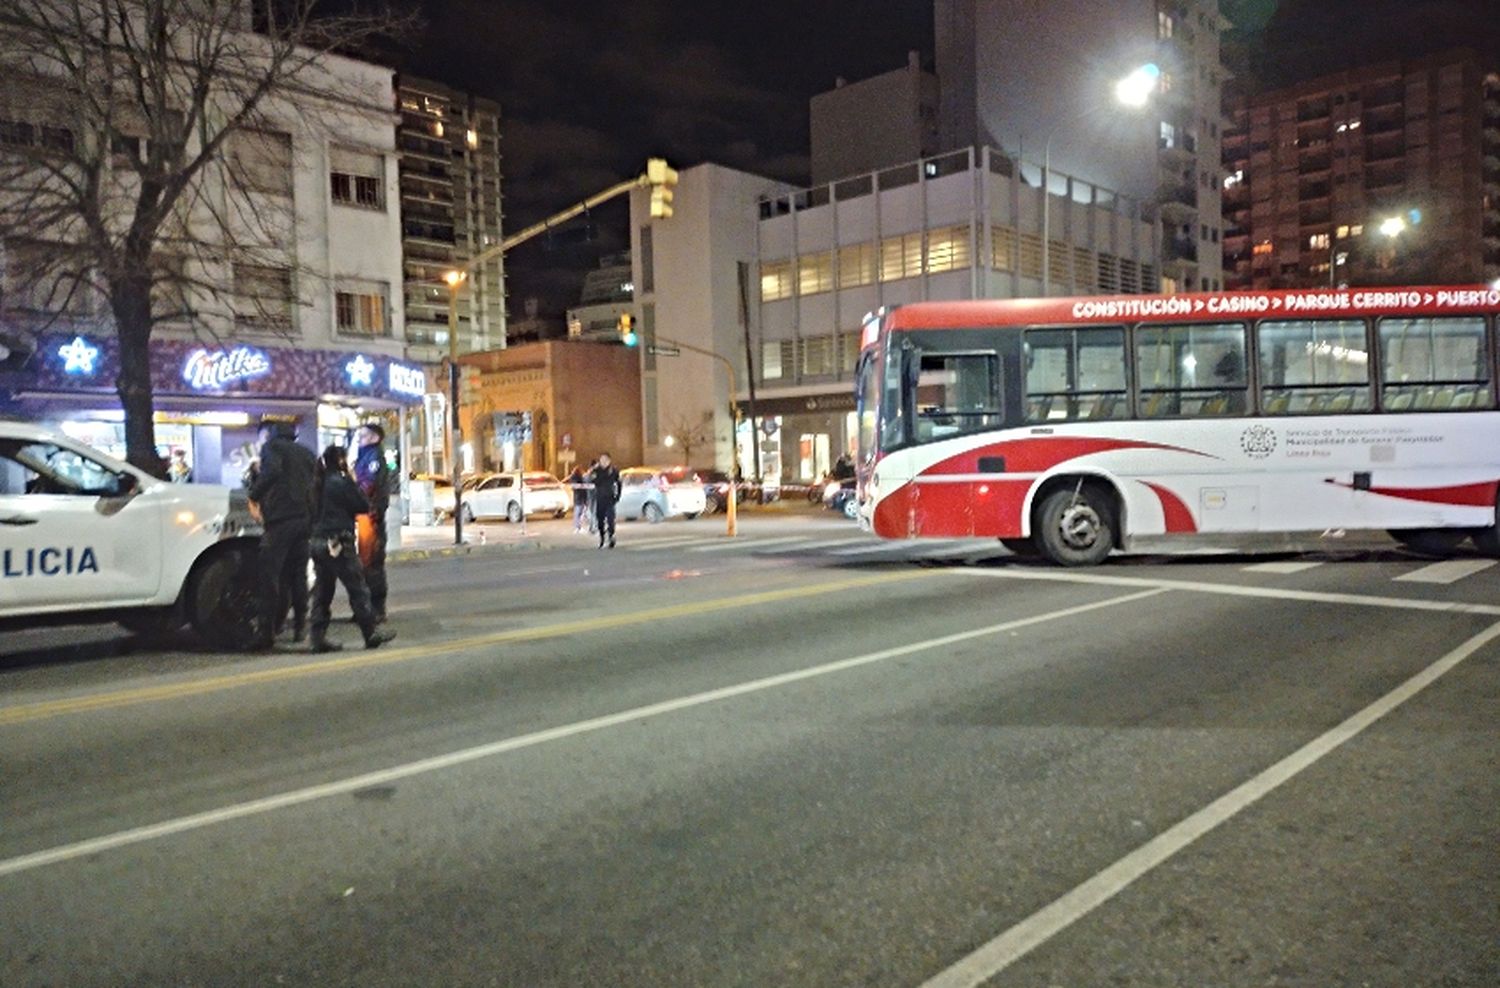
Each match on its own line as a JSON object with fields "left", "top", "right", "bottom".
{"left": 182, "top": 346, "right": 272, "bottom": 390}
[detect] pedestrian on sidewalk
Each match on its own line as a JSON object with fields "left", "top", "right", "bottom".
{"left": 308, "top": 445, "right": 396, "bottom": 653}
{"left": 567, "top": 464, "right": 591, "bottom": 534}
{"left": 588, "top": 452, "right": 621, "bottom": 549}
{"left": 247, "top": 419, "right": 316, "bottom": 649}
{"left": 353, "top": 422, "right": 391, "bottom": 623}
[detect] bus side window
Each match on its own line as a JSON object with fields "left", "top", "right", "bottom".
{"left": 1257, "top": 319, "right": 1370, "bottom": 415}
{"left": 1379, "top": 316, "right": 1489, "bottom": 412}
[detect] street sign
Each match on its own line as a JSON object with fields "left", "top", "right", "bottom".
{"left": 646, "top": 344, "right": 681, "bottom": 357}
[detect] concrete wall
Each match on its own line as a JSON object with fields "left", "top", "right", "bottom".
{"left": 810, "top": 56, "right": 940, "bottom": 186}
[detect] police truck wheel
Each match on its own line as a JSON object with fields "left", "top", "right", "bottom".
{"left": 506, "top": 502, "right": 523, "bottom": 523}
{"left": 643, "top": 502, "right": 665, "bottom": 524}
{"left": 189, "top": 545, "right": 260, "bottom": 651}
{"left": 1036, "top": 487, "right": 1115, "bottom": 567}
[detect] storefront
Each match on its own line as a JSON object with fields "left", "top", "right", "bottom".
{"left": 2, "top": 333, "right": 426, "bottom": 491}
{"left": 737, "top": 390, "right": 857, "bottom": 483}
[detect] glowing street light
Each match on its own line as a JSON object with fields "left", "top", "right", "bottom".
{"left": 1043, "top": 63, "right": 1159, "bottom": 295}
{"left": 1378, "top": 216, "right": 1407, "bottom": 239}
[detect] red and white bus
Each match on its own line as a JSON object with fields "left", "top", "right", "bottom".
{"left": 853, "top": 285, "right": 1500, "bottom": 565}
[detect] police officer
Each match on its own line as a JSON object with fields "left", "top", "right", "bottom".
{"left": 588, "top": 452, "right": 621, "bottom": 549}
{"left": 247, "top": 420, "right": 316, "bottom": 649}
{"left": 353, "top": 422, "right": 391, "bottom": 623}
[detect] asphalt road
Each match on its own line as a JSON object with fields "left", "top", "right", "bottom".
{"left": 2, "top": 512, "right": 1497, "bottom": 987}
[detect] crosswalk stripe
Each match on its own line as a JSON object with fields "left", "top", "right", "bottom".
{"left": 624, "top": 536, "right": 721, "bottom": 551}
{"left": 827, "top": 540, "right": 934, "bottom": 556}
{"left": 688, "top": 535, "right": 811, "bottom": 553}
{"left": 1243, "top": 560, "right": 1325, "bottom": 574}
{"left": 760, "top": 537, "right": 866, "bottom": 552}
{"left": 1393, "top": 559, "right": 1497, "bottom": 584}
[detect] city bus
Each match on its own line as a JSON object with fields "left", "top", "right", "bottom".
{"left": 852, "top": 285, "right": 1500, "bottom": 565}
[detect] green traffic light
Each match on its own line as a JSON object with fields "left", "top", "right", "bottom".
{"left": 623, "top": 331, "right": 638, "bottom": 346}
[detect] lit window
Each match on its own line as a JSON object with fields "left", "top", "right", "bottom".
{"left": 1336, "top": 225, "right": 1350, "bottom": 239}
{"left": 760, "top": 260, "right": 794, "bottom": 301}
{"left": 335, "top": 281, "right": 389, "bottom": 337}
{"left": 797, "top": 252, "right": 834, "bottom": 296}
{"left": 1308, "top": 233, "right": 1330, "bottom": 250}
{"left": 837, "top": 243, "right": 876, "bottom": 288}
{"left": 926, "top": 226, "right": 972, "bottom": 273}
{"left": 1223, "top": 170, "right": 1244, "bottom": 189}
{"left": 1350, "top": 224, "right": 1363, "bottom": 236}
{"left": 465, "top": 129, "right": 478, "bottom": 149}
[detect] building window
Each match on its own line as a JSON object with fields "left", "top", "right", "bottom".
{"left": 760, "top": 260, "right": 793, "bottom": 301}
{"left": 1160, "top": 121, "right": 1176, "bottom": 149}
{"left": 761, "top": 340, "right": 784, "bottom": 379}
{"left": 330, "top": 148, "right": 384, "bottom": 210}
{"left": 926, "top": 225, "right": 971, "bottom": 273}
{"left": 1158, "top": 10, "right": 1174, "bottom": 38}
{"left": 801, "top": 335, "right": 835, "bottom": 377}
{"left": 1018, "top": 232, "right": 1043, "bottom": 279}
{"left": 1308, "top": 233, "right": 1330, "bottom": 250}
{"left": 798, "top": 251, "right": 834, "bottom": 295}
{"left": 335, "top": 280, "right": 389, "bottom": 337}
{"left": 227, "top": 130, "right": 293, "bottom": 197}
{"left": 3, "top": 241, "right": 91, "bottom": 314}
{"left": 639, "top": 226, "right": 654, "bottom": 293}
{"left": 232, "top": 263, "right": 294, "bottom": 329}
{"left": 837, "top": 243, "right": 876, "bottom": 288}
{"left": 992, "top": 225, "right": 1016, "bottom": 272}
{"left": 879, "top": 232, "right": 923, "bottom": 281}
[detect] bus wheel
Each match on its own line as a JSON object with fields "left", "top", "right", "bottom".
{"left": 1389, "top": 528, "right": 1467, "bottom": 556}
{"left": 999, "top": 538, "right": 1039, "bottom": 557}
{"left": 1036, "top": 487, "right": 1115, "bottom": 567}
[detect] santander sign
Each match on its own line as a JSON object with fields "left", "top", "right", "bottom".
{"left": 182, "top": 346, "right": 272, "bottom": 390}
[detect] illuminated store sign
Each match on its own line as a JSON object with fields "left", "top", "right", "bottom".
{"left": 389, "top": 363, "right": 426, "bottom": 397}
{"left": 58, "top": 336, "right": 99, "bottom": 376}
{"left": 182, "top": 346, "right": 272, "bottom": 390}
{"left": 345, "top": 354, "right": 375, "bottom": 388}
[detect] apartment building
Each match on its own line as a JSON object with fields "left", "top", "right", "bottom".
{"left": 1223, "top": 49, "right": 1500, "bottom": 290}
{"left": 396, "top": 76, "right": 506, "bottom": 362}
{"left": 1, "top": 44, "right": 421, "bottom": 486}
{"left": 935, "top": 0, "right": 1229, "bottom": 293}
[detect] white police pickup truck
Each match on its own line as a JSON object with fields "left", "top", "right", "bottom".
{"left": 0, "top": 420, "right": 262, "bottom": 649}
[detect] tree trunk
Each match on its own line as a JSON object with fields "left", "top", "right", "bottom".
{"left": 111, "top": 275, "right": 162, "bottom": 477}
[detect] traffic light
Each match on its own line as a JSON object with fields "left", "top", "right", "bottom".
{"left": 646, "top": 157, "right": 678, "bottom": 219}
{"left": 618, "top": 312, "right": 637, "bottom": 347}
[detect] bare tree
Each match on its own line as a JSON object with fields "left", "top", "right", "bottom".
{"left": 0, "top": 0, "right": 412, "bottom": 473}
{"left": 664, "top": 411, "right": 716, "bottom": 467}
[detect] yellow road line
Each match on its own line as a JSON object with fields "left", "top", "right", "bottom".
{"left": 0, "top": 570, "right": 936, "bottom": 727}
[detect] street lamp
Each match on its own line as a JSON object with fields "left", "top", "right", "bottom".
{"left": 444, "top": 269, "right": 467, "bottom": 546}
{"left": 1378, "top": 216, "right": 1407, "bottom": 239}
{"left": 1042, "top": 63, "right": 1159, "bottom": 296}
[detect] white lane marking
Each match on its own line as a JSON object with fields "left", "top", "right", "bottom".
{"left": 1242, "top": 560, "right": 1325, "bottom": 574}
{"left": 970, "top": 567, "right": 1500, "bottom": 615}
{"left": 1393, "top": 559, "right": 1497, "bottom": 584}
{"left": 0, "top": 586, "right": 1165, "bottom": 880}
{"left": 688, "top": 536, "right": 810, "bottom": 553}
{"left": 827, "top": 540, "right": 941, "bottom": 556}
{"left": 920, "top": 617, "right": 1500, "bottom": 988}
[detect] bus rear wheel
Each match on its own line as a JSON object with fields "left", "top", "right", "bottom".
{"left": 1036, "top": 487, "right": 1115, "bottom": 567}
{"left": 1389, "top": 528, "right": 1467, "bottom": 556}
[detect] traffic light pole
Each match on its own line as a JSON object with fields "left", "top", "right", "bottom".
{"left": 655, "top": 335, "right": 739, "bottom": 538}
{"left": 447, "top": 276, "right": 464, "bottom": 546}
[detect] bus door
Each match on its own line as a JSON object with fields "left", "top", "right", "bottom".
{"left": 909, "top": 349, "right": 1005, "bottom": 538}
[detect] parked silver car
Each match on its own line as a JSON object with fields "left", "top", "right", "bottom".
{"left": 449, "top": 471, "right": 571, "bottom": 523}
{"left": 616, "top": 467, "right": 707, "bottom": 522}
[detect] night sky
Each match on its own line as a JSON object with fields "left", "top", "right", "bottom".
{"left": 390, "top": 0, "right": 1498, "bottom": 322}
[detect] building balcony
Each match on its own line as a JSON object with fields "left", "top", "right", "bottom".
{"left": 1157, "top": 182, "right": 1199, "bottom": 220}
{"left": 1159, "top": 136, "right": 1197, "bottom": 165}
{"left": 1164, "top": 238, "right": 1198, "bottom": 268}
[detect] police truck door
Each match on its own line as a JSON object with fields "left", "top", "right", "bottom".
{"left": 0, "top": 438, "right": 164, "bottom": 612}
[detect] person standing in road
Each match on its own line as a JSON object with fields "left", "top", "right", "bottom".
{"left": 247, "top": 420, "right": 316, "bottom": 649}
{"left": 588, "top": 452, "right": 621, "bottom": 549}
{"left": 308, "top": 445, "right": 396, "bottom": 653}
{"left": 353, "top": 422, "right": 391, "bottom": 623}
{"left": 567, "top": 464, "right": 591, "bottom": 534}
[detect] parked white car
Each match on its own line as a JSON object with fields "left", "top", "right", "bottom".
{"left": 616, "top": 467, "right": 708, "bottom": 522}
{"left": 0, "top": 419, "right": 262, "bottom": 648}
{"left": 452, "top": 471, "right": 571, "bottom": 523}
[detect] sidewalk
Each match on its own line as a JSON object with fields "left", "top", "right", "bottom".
{"left": 387, "top": 523, "right": 544, "bottom": 563}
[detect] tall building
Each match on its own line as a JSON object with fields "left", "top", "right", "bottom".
{"left": 1222, "top": 49, "right": 1500, "bottom": 290}
{"left": 565, "top": 252, "right": 634, "bottom": 343}
{"left": 809, "top": 51, "right": 941, "bottom": 186}
{"left": 396, "top": 76, "right": 506, "bottom": 363}
{"left": 933, "top": 0, "right": 1229, "bottom": 293}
